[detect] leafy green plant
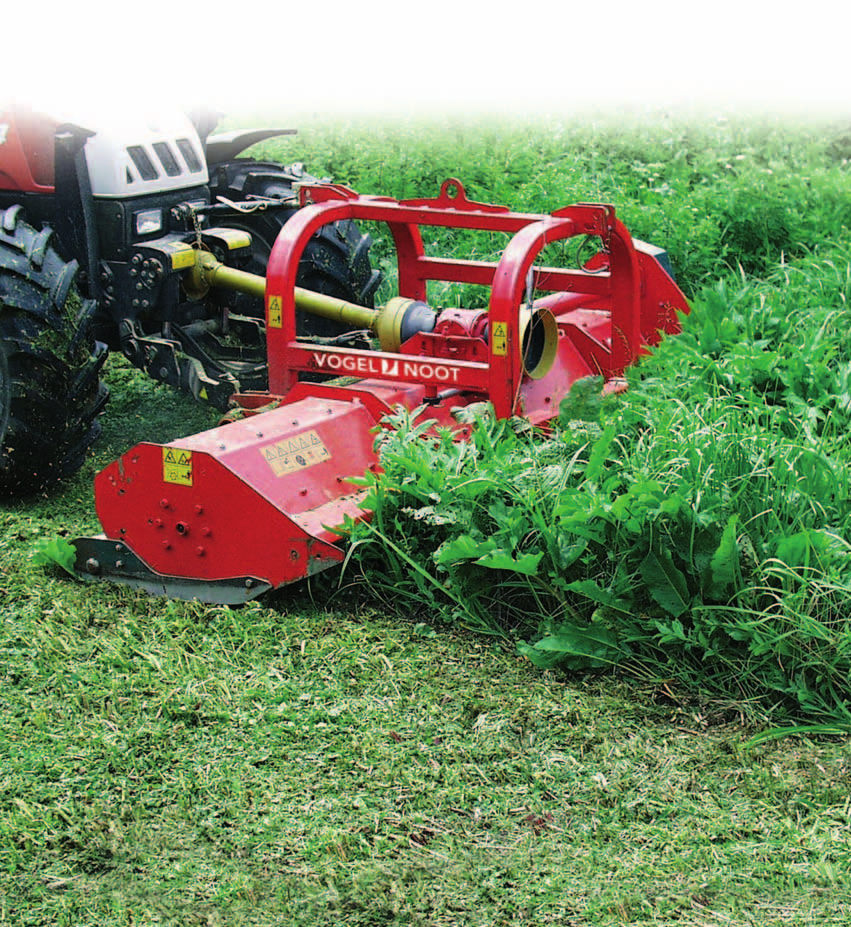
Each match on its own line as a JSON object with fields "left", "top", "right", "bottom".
{"left": 344, "top": 236, "right": 851, "bottom": 724}
{"left": 31, "top": 536, "right": 77, "bottom": 577}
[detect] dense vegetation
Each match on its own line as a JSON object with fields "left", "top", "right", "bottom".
{"left": 4, "top": 109, "right": 851, "bottom": 925}
{"left": 251, "top": 111, "right": 851, "bottom": 725}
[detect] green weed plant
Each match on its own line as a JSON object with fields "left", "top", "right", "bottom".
{"left": 316, "top": 112, "right": 851, "bottom": 725}
{"left": 344, "top": 253, "right": 851, "bottom": 723}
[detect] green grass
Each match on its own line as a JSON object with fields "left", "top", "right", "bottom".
{"left": 5, "top": 110, "right": 851, "bottom": 924}
{"left": 340, "top": 262, "right": 851, "bottom": 723}
{"left": 3, "top": 591, "right": 851, "bottom": 926}
{"left": 246, "top": 109, "right": 851, "bottom": 294}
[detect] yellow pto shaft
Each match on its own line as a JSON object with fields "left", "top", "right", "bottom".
{"left": 187, "top": 249, "right": 415, "bottom": 352}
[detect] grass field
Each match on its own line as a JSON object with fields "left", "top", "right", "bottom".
{"left": 4, "top": 108, "right": 851, "bottom": 924}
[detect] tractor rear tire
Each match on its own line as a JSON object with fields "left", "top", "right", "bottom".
{"left": 208, "top": 160, "right": 381, "bottom": 337}
{"left": 0, "top": 206, "right": 108, "bottom": 494}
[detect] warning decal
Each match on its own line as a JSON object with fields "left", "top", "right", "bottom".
{"left": 163, "top": 447, "right": 193, "bottom": 485}
{"left": 268, "top": 295, "right": 282, "bottom": 328}
{"left": 261, "top": 429, "right": 330, "bottom": 477}
{"left": 491, "top": 322, "right": 508, "bottom": 356}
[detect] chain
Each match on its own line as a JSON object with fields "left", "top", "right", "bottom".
{"left": 189, "top": 204, "right": 204, "bottom": 248}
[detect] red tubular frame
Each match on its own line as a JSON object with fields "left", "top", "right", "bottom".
{"left": 263, "top": 180, "right": 666, "bottom": 420}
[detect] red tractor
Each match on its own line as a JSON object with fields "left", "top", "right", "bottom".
{"left": 0, "top": 105, "right": 379, "bottom": 492}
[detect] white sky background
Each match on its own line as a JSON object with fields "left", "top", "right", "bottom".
{"left": 5, "top": 1, "right": 850, "bottom": 120}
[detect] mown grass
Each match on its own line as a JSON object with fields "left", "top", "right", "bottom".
{"left": 4, "top": 110, "right": 851, "bottom": 924}
{"left": 4, "top": 576, "right": 851, "bottom": 926}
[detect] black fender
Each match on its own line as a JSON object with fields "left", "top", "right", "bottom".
{"left": 204, "top": 128, "right": 297, "bottom": 166}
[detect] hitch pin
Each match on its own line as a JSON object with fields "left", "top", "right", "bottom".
{"left": 525, "top": 266, "right": 536, "bottom": 310}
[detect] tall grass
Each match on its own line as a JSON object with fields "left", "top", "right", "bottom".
{"left": 316, "top": 114, "right": 851, "bottom": 723}
{"left": 252, "top": 110, "right": 851, "bottom": 294}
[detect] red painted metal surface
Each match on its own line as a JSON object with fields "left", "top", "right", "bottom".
{"left": 0, "top": 107, "right": 57, "bottom": 193}
{"left": 80, "top": 180, "right": 690, "bottom": 601}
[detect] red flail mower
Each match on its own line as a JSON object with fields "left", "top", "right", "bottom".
{"left": 72, "top": 179, "right": 690, "bottom": 602}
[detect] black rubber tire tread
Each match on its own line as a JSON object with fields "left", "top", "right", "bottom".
{"left": 208, "top": 160, "right": 381, "bottom": 337}
{"left": 0, "top": 206, "right": 108, "bottom": 494}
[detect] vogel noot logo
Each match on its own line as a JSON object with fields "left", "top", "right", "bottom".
{"left": 311, "top": 351, "right": 462, "bottom": 383}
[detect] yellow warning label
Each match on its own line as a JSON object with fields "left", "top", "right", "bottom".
{"left": 491, "top": 321, "right": 508, "bottom": 356}
{"left": 268, "top": 295, "right": 282, "bottom": 329}
{"left": 261, "top": 429, "right": 330, "bottom": 477}
{"left": 163, "top": 447, "right": 193, "bottom": 485}
{"left": 166, "top": 242, "right": 196, "bottom": 271}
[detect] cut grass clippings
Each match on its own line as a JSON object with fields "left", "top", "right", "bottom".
{"left": 2, "top": 589, "right": 851, "bottom": 926}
